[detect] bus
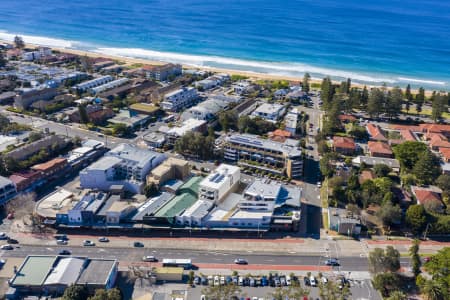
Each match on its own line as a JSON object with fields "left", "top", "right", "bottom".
{"left": 162, "top": 258, "right": 192, "bottom": 269}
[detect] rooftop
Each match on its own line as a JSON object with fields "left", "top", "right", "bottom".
{"left": 352, "top": 156, "right": 400, "bottom": 169}
{"left": 108, "top": 143, "right": 164, "bottom": 169}
{"left": 86, "top": 156, "right": 122, "bottom": 171}
{"left": 31, "top": 157, "right": 67, "bottom": 172}
{"left": 130, "top": 102, "right": 159, "bottom": 113}
{"left": 245, "top": 180, "right": 281, "bottom": 200}
{"left": 167, "top": 118, "right": 206, "bottom": 137}
{"left": 200, "top": 164, "right": 240, "bottom": 189}
{"left": 0, "top": 175, "right": 14, "bottom": 187}
{"left": 368, "top": 141, "right": 393, "bottom": 155}
{"left": 77, "top": 259, "right": 117, "bottom": 285}
{"left": 180, "top": 199, "right": 213, "bottom": 218}
{"left": 35, "top": 189, "right": 75, "bottom": 218}
{"left": 367, "top": 124, "right": 387, "bottom": 141}
{"left": 44, "top": 257, "right": 85, "bottom": 286}
{"left": 11, "top": 256, "right": 57, "bottom": 286}
{"left": 227, "top": 133, "right": 302, "bottom": 157}
{"left": 333, "top": 136, "right": 356, "bottom": 149}
{"left": 132, "top": 192, "right": 175, "bottom": 221}
{"left": 253, "top": 103, "right": 284, "bottom": 115}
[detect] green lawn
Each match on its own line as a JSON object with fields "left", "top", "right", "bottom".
{"left": 402, "top": 107, "right": 450, "bottom": 120}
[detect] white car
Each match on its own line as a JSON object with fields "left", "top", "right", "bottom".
{"left": 310, "top": 276, "right": 317, "bottom": 287}
{"left": 220, "top": 276, "right": 225, "bottom": 285}
{"left": 56, "top": 239, "right": 68, "bottom": 245}
{"left": 83, "top": 240, "right": 95, "bottom": 247}
{"left": 322, "top": 276, "right": 328, "bottom": 283}
{"left": 286, "top": 275, "right": 291, "bottom": 286}
{"left": 317, "top": 182, "right": 322, "bottom": 187}
{"left": 142, "top": 256, "right": 157, "bottom": 262}
{"left": 213, "top": 276, "right": 220, "bottom": 286}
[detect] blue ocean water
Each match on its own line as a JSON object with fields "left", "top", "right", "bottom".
{"left": 0, "top": 0, "right": 450, "bottom": 90}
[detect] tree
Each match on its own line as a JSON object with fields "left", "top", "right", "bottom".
{"left": 62, "top": 285, "right": 89, "bottom": 300}
{"left": 174, "top": 131, "right": 215, "bottom": 160}
{"left": 377, "top": 201, "right": 402, "bottom": 226}
{"left": 302, "top": 72, "right": 310, "bottom": 93}
{"left": 318, "top": 280, "right": 351, "bottom": 300}
{"left": 385, "top": 87, "right": 403, "bottom": 119}
{"left": 412, "top": 149, "right": 441, "bottom": 185}
{"left": 373, "top": 164, "right": 391, "bottom": 177}
{"left": 271, "top": 283, "right": 310, "bottom": 300}
{"left": 218, "top": 110, "right": 238, "bottom": 132}
{"left": 78, "top": 104, "right": 90, "bottom": 124}
{"left": 392, "top": 141, "right": 428, "bottom": 170}
{"left": 416, "top": 87, "right": 425, "bottom": 103}
{"left": 201, "top": 284, "right": 242, "bottom": 300}
{"left": 348, "top": 124, "right": 368, "bottom": 140}
{"left": 367, "top": 88, "right": 384, "bottom": 118}
{"left": 406, "top": 205, "right": 427, "bottom": 235}
{"left": 14, "top": 35, "right": 25, "bottom": 49}
{"left": 388, "top": 290, "right": 407, "bottom": 300}
{"left": 88, "top": 288, "right": 122, "bottom": 300}
{"left": 368, "top": 246, "right": 400, "bottom": 274}
{"left": 422, "top": 280, "right": 446, "bottom": 300}
{"left": 321, "top": 77, "right": 335, "bottom": 109}
{"left": 144, "top": 182, "right": 159, "bottom": 198}
{"left": 372, "top": 272, "right": 401, "bottom": 297}
{"left": 361, "top": 86, "right": 369, "bottom": 107}
{"left": 317, "top": 140, "right": 329, "bottom": 155}
{"left": 409, "top": 239, "right": 421, "bottom": 277}
{"left": 431, "top": 93, "right": 446, "bottom": 122}
{"left": 112, "top": 123, "right": 129, "bottom": 137}
{"left": 436, "top": 174, "right": 450, "bottom": 199}
{"left": 0, "top": 51, "right": 6, "bottom": 68}
{"left": 319, "top": 152, "right": 338, "bottom": 178}
{"left": 28, "top": 131, "right": 43, "bottom": 143}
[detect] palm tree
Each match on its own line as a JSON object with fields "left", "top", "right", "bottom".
{"left": 387, "top": 291, "right": 407, "bottom": 300}
{"left": 422, "top": 280, "right": 445, "bottom": 300}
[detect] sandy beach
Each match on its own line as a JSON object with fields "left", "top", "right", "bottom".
{"left": 1, "top": 39, "right": 435, "bottom": 95}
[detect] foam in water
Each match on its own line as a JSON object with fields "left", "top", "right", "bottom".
{"left": 0, "top": 30, "right": 447, "bottom": 88}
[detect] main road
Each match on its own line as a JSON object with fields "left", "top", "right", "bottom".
{"left": 0, "top": 244, "right": 411, "bottom": 272}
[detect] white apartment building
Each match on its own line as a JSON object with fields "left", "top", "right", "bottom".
{"left": 284, "top": 108, "right": 299, "bottom": 135}
{"left": 73, "top": 75, "right": 114, "bottom": 93}
{"left": 80, "top": 144, "right": 166, "bottom": 193}
{"left": 161, "top": 87, "right": 198, "bottom": 112}
{"left": 198, "top": 164, "right": 240, "bottom": 204}
{"left": 252, "top": 103, "right": 286, "bottom": 123}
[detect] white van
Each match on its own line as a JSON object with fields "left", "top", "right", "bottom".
{"left": 310, "top": 276, "right": 317, "bottom": 287}
{"left": 214, "top": 275, "right": 220, "bottom": 286}
{"left": 238, "top": 276, "right": 244, "bottom": 286}
{"left": 286, "top": 275, "right": 292, "bottom": 286}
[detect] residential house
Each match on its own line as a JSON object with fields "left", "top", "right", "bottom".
{"left": 68, "top": 105, "right": 114, "bottom": 124}
{"left": 31, "top": 158, "right": 69, "bottom": 181}
{"left": 440, "top": 148, "right": 450, "bottom": 163}
{"left": 129, "top": 103, "right": 160, "bottom": 116}
{"left": 328, "top": 208, "right": 361, "bottom": 236}
{"left": 367, "top": 141, "right": 393, "bottom": 158}
{"left": 9, "top": 170, "right": 43, "bottom": 192}
{"left": 420, "top": 123, "right": 450, "bottom": 139}
{"left": 166, "top": 118, "right": 207, "bottom": 145}
{"left": 359, "top": 170, "right": 375, "bottom": 184}
{"left": 338, "top": 114, "right": 357, "bottom": 124}
{"left": 429, "top": 133, "right": 450, "bottom": 151}
{"left": 284, "top": 109, "right": 299, "bottom": 135}
{"left": 366, "top": 124, "right": 387, "bottom": 141}
{"left": 252, "top": 103, "right": 286, "bottom": 123}
{"left": 411, "top": 186, "right": 444, "bottom": 212}
{"left": 333, "top": 136, "right": 356, "bottom": 155}
{"left": 352, "top": 156, "right": 400, "bottom": 173}
{"left": 268, "top": 129, "right": 292, "bottom": 143}
{"left": 73, "top": 76, "right": 113, "bottom": 93}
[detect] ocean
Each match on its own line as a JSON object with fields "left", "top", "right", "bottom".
{"left": 0, "top": 0, "right": 450, "bottom": 90}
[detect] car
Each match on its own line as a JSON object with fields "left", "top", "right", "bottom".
{"left": 0, "top": 232, "right": 8, "bottom": 240}
{"left": 424, "top": 257, "right": 431, "bottom": 262}
{"left": 234, "top": 258, "right": 248, "bottom": 265}
{"left": 317, "top": 182, "right": 322, "bottom": 187}
{"left": 322, "top": 276, "right": 328, "bottom": 284}
{"left": 54, "top": 234, "right": 68, "bottom": 241}
{"left": 220, "top": 276, "right": 225, "bottom": 285}
{"left": 337, "top": 277, "right": 348, "bottom": 289}
{"left": 7, "top": 238, "right": 18, "bottom": 244}
{"left": 1, "top": 244, "right": 13, "bottom": 250}
{"left": 226, "top": 276, "right": 232, "bottom": 284}
{"left": 261, "top": 276, "right": 268, "bottom": 286}
{"left": 303, "top": 276, "right": 310, "bottom": 286}
{"left": 255, "top": 278, "right": 261, "bottom": 286}
{"left": 201, "top": 276, "right": 208, "bottom": 285}
{"left": 194, "top": 276, "right": 200, "bottom": 285}
{"left": 208, "top": 275, "right": 214, "bottom": 286}
{"left": 142, "top": 256, "right": 157, "bottom": 262}
{"left": 238, "top": 276, "right": 244, "bottom": 286}
{"left": 325, "top": 258, "right": 339, "bottom": 266}
{"left": 98, "top": 237, "right": 109, "bottom": 242}
{"left": 0, "top": 259, "right": 6, "bottom": 269}
{"left": 59, "top": 249, "right": 71, "bottom": 255}
{"left": 83, "top": 240, "right": 95, "bottom": 246}
{"left": 200, "top": 295, "right": 206, "bottom": 300}
{"left": 280, "top": 276, "right": 286, "bottom": 286}
{"left": 56, "top": 239, "right": 68, "bottom": 245}
{"left": 274, "top": 276, "right": 281, "bottom": 287}
{"left": 249, "top": 277, "right": 255, "bottom": 287}
{"left": 232, "top": 276, "right": 238, "bottom": 285}
{"left": 310, "top": 276, "right": 317, "bottom": 287}
{"left": 214, "top": 276, "right": 220, "bottom": 286}
{"left": 133, "top": 241, "right": 144, "bottom": 247}
{"left": 286, "top": 275, "right": 291, "bottom": 286}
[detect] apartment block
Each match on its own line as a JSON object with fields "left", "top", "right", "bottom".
{"left": 161, "top": 87, "right": 198, "bottom": 112}
{"left": 198, "top": 164, "right": 240, "bottom": 204}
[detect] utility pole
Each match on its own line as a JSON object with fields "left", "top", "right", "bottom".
{"left": 423, "top": 223, "right": 430, "bottom": 240}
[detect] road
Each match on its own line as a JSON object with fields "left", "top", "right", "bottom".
{"left": 0, "top": 244, "right": 412, "bottom": 272}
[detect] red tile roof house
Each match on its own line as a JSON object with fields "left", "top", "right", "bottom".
{"left": 411, "top": 186, "right": 444, "bottom": 213}
{"left": 359, "top": 170, "right": 375, "bottom": 184}
{"left": 338, "top": 114, "right": 357, "bottom": 124}
{"left": 268, "top": 129, "right": 292, "bottom": 143}
{"left": 333, "top": 136, "right": 356, "bottom": 155}
{"left": 366, "top": 124, "right": 387, "bottom": 141}
{"left": 367, "top": 141, "right": 393, "bottom": 158}
{"left": 420, "top": 123, "right": 450, "bottom": 139}
{"left": 429, "top": 133, "right": 450, "bottom": 151}
{"left": 440, "top": 148, "right": 450, "bottom": 163}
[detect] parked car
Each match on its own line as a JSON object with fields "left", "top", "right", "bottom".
{"left": 261, "top": 276, "right": 268, "bottom": 286}
{"left": 249, "top": 277, "right": 255, "bottom": 287}
{"left": 56, "top": 239, "right": 68, "bottom": 245}
{"left": 234, "top": 258, "right": 248, "bottom": 265}
{"left": 54, "top": 234, "right": 68, "bottom": 241}
{"left": 303, "top": 276, "right": 310, "bottom": 286}
{"left": 83, "top": 240, "right": 95, "bottom": 247}
{"left": 214, "top": 276, "right": 220, "bottom": 286}
{"left": 142, "top": 256, "right": 157, "bottom": 262}
{"left": 133, "top": 241, "right": 144, "bottom": 247}
{"left": 322, "top": 276, "right": 328, "bottom": 284}
{"left": 238, "top": 276, "right": 244, "bottom": 286}
{"left": 232, "top": 276, "right": 238, "bottom": 285}
{"left": 0, "top": 232, "right": 8, "bottom": 240}
{"left": 208, "top": 275, "right": 214, "bottom": 286}
{"left": 286, "top": 275, "right": 291, "bottom": 286}
{"left": 280, "top": 276, "right": 286, "bottom": 286}
{"left": 220, "top": 276, "right": 225, "bottom": 285}
{"left": 98, "top": 237, "right": 109, "bottom": 242}
{"left": 7, "top": 238, "right": 18, "bottom": 244}
{"left": 201, "top": 276, "right": 208, "bottom": 285}
{"left": 59, "top": 249, "right": 71, "bottom": 255}
{"left": 310, "top": 276, "right": 317, "bottom": 287}
{"left": 0, "top": 259, "right": 6, "bottom": 269}
{"left": 226, "top": 276, "right": 232, "bottom": 284}
{"left": 194, "top": 276, "right": 200, "bottom": 285}
{"left": 0, "top": 244, "right": 13, "bottom": 250}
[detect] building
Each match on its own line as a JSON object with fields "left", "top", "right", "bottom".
{"left": 5, "top": 135, "right": 68, "bottom": 161}
{"left": 147, "top": 157, "right": 190, "bottom": 187}
{"left": 199, "top": 164, "right": 240, "bottom": 204}
{"left": 67, "top": 142, "right": 106, "bottom": 169}
{"left": 440, "top": 148, "right": 450, "bottom": 163}
{"left": 8, "top": 255, "right": 118, "bottom": 297}
{"left": 57, "top": 191, "right": 109, "bottom": 226}
{"left": 284, "top": 109, "right": 299, "bottom": 135}
{"left": 366, "top": 124, "right": 387, "bottom": 141}
{"left": 367, "top": 141, "right": 393, "bottom": 158}
{"left": 35, "top": 189, "right": 75, "bottom": 221}
{"left": 269, "top": 129, "right": 293, "bottom": 143}
{"left": 142, "top": 132, "right": 166, "bottom": 149}
{"left": 9, "top": 170, "right": 43, "bottom": 192}
{"left": 68, "top": 105, "right": 114, "bottom": 124}
{"left": 0, "top": 176, "right": 17, "bottom": 206}
{"left": 129, "top": 102, "right": 160, "bottom": 116}
{"left": 108, "top": 109, "right": 151, "bottom": 129}
{"left": 21, "top": 47, "right": 52, "bottom": 61}
{"left": 14, "top": 87, "right": 58, "bottom": 110}
{"left": 328, "top": 208, "right": 361, "bottom": 236}
{"left": 429, "top": 133, "right": 450, "bottom": 151}
{"left": 176, "top": 199, "right": 214, "bottom": 227}
{"left": 333, "top": 136, "right": 356, "bottom": 155}
{"left": 0, "top": 91, "right": 16, "bottom": 104}
{"left": 90, "top": 78, "right": 129, "bottom": 95}
{"left": 195, "top": 73, "right": 229, "bottom": 90}
{"left": 96, "top": 195, "right": 138, "bottom": 224}
{"left": 352, "top": 156, "right": 400, "bottom": 172}
{"left": 252, "top": 103, "right": 286, "bottom": 123}
{"left": 80, "top": 144, "right": 166, "bottom": 193}
{"left": 142, "top": 63, "right": 182, "bottom": 81}
{"left": 420, "top": 123, "right": 450, "bottom": 139}
{"left": 131, "top": 192, "right": 175, "bottom": 223}
{"left": 181, "top": 98, "right": 229, "bottom": 121}
{"left": 161, "top": 87, "right": 198, "bottom": 112}
{"left": 166, "top": 118, "right": 207, "bottom": 145}
{"left": 31, "top": 157, "right": 69, "bottom": 181}
{"left": 224, "top": 133, "right": 303, "bottom": 178}
{"left": 73, "top": 75, "right": 113, "bottom": 93}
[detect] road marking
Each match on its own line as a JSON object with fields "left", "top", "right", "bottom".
{"left": 46, "top": 248, "right": 54, "bottom": 251}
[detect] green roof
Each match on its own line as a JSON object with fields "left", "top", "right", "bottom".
{"left": 154, "top": 192, "right": 197, "bottom": 217}
{"left": 129, "top": 103, "right": 159, "bottom": 113}
{"left": 177, "top": 176, "right": 203, "bottom": 196}
{"left": 12, "top": 256, "right": 57, "bottom": 286}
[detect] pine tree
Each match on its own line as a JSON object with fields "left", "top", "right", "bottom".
{"left": 302, "top": 73, "right": 310, "bottom": 93}
{"left": 367, "top": 88, "right": 384, "bottom": 118}
{"left": 416, "top": 87, "right": 425, "bottom": 103}
{"left": 361, "top": 86, "right": 369, "bottom": 107}
{"left": 431, "top": 93, "right": 445, "bottom": 122}
{"left": 405, "top": 84, "right": 412, "bottom": 101}
{"left": 321, "top": 77, "right": 334, "bottom": 109}
{"left": 14, "top": 35, "right": 25, "bottom": 49}
{"left": 78, "top": 104, "right": 90, "bottom": 124}
{"left": 385, "top": 87, "right": 402, "bottom": 119}
{"left": 0, "top": 51, "right": 6, "bottom": 68}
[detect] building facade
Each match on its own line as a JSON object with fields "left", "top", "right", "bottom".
{"left": 161, "top": 87, "right": 198, "bottom": 112}
{"left": 0, "top": 176, "right": 17, "bottom": 206}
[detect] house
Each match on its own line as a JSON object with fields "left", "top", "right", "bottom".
{"left": 338, "top": 114, "right": 357, "bottom": 124}
{"left": 429, "top": 133, "right": 450, "bottom": 151}
{"left": 269, "top": 129, "right": 293, "bottom": 143}
{"left": 31, "top": 157, "right": 69, "bottom": 181}
{"left": 366, "top": 124, "right": 387, "bottom": 141}
{"left": 198, "top": 164, "right": 240, "bottom": 204}
{"left": 166, "top": 118, "right": 207, "bottom": 145}
{"left": 93, "top": 60, "right": 115, "bottom": 71}
{"left": 400, "top": 130, "right": 417, "bottom": 142}
{"left": 129, "top": 103, "right": 160, "bottom": 116}
{"left": 284, "top": 109, "right": 299, "bottom": 135}
{"left": 108, "top": 109, "right": 151, "bottom": 129}
{"left": 0, "top": 176, "right": 17, "bottom": 206}
{"left": 252, "top": 103, "right": 286, "bottom": 123}
{"left": 359, "top": 170, "right": 375, "bottom": 184}
{"left": 420, "top": 123, "right": 450, "bottom": 139}
{"left": 14, "top": 87, "right": 58, "bottom": 110}
{"left": 411, "top": 186, "right": 444, "bottom": 212}
{"left": 367, "top": 141, "right": 393, "bottom": 158}
{"left": 181, "top": 98, "right": 230, "bottom": 121}
{"left": 90, "top": 78, "right": 129, "bottom": 95}
{"left": 352, "top": 156, "right": 400, "bottom": 172}
{"left": 73, "top": 76, "right": 114, "bottom": 93}
{"left": 80, "top": 144, "right": 166, "bottom": 194}
{"left": 161, "top": 87, "right": 199, "bottom": 112}
{"left": 9, "top": 170, "right": 43, "bottom": 192}
{"left": 333, "top": 136, "right": 356, "bottom": 155}
{"left": 68, "top": 105, "right": 114, "bottom": 124}
{"left": 440, "top": 148, "right": 450, "bottom": 163}
{"left": 328, "top": 208, "right": 361, "bottom": 236}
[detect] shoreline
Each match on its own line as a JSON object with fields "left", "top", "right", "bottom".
{"left": 1, "top": 38, "right": 439, "bottom": 95}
